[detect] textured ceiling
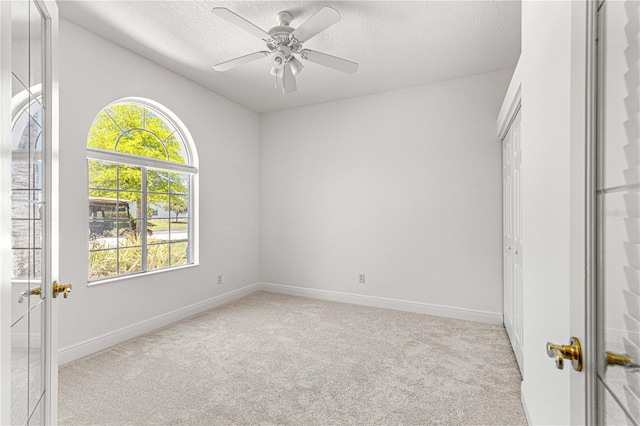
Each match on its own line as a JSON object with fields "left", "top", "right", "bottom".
{"left": 58, "top": 1, "right": 521, "bottom": 113}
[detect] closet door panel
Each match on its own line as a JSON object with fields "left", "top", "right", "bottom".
{"left": 503, "top": 110, "right": 523, "bottom": 375}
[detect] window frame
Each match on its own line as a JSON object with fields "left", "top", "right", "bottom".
{"left": 86, "top": 98, "right": 198, "bottom": 284}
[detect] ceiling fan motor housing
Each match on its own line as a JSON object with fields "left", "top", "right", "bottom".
{"left": 267, "top": 25, "right": 301, "bottom": 54}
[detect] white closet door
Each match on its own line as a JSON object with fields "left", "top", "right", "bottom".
{"left": 503, "top": 110, "right": 523, "bottom": 374}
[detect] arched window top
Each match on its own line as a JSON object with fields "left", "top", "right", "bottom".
{"left": 87, "top": 99, "right": 195, "bottom": 167}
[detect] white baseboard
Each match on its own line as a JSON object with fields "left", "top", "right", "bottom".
{"left": 259, "top": 282, "right": 503, "bottom": 325}
{"left": 58, "top": 283, "right": 261, "bottom": 365}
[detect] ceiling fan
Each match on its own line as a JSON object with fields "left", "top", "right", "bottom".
{"left": 211, "top": 6, "right": 359, "bottom": 94}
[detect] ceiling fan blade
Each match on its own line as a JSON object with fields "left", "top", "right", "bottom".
{"left": 282, "top": 62, "right": 297, "bottom": 93}
{"left": 212, "top": 7, "right": 272, "bottom": 42}
{"left": 300, "top": 49, "right": 358, "bottom": 74}
{"left": 290, "top": 6, "right": 341, "bottom": 43}
{"left": 213, "top": 51, "right": 269, "bottom": 72}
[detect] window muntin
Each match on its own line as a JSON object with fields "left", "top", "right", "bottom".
{"left": 87, "top": 100, "right": 196, "bottom": 282}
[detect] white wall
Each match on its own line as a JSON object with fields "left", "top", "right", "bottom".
{"left": 260, "top": 70, "right": 512, "bottom": 318}
{"left": 58, "top": 19, "right": 260, "bottom": 352}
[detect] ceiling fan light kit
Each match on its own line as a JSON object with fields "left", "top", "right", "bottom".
{"left": 211, "top": 6, "right": 359, "bottom": 94}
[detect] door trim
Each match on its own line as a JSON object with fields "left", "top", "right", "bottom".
{"left": 583, "top": 0, "right": 598, "bottom": 423}
{"left": 497, "top": 62, "right": 522, "bottom": 141}
{"left": 566, "top": 0, "right": 598, "bottom": 423}
{"left": 38, "top": 0, "right": 60, "bottom": 423}
{"left": 0, "top": 1, "right": 13, "bottom": 424}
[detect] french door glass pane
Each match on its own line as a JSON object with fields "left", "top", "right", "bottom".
{"left": 11, "top": 1, "right": 29, "bottom": 90}
{"left": 11, "top": 324, "right": 29, "bottom": 426}
{"left": 29, "top": 300, "right": 44, "bottom": 417}
{"left": 597, "top": 1, "right": 640, "bottom": 424}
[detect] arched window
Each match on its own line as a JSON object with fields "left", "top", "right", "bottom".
{"left": 87, "top": 99, "right": 198, "bottom": 281}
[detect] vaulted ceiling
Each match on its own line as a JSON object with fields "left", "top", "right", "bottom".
{"left": 58, "top": 1, "right": 521, "bottom": 113}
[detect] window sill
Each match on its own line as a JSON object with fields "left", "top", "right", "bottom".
{"left": 86, "top": 263, "right": 199, "bottom": 287}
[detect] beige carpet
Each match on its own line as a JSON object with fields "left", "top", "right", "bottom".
{"left": 59, "top": 291, "right": 526, "bottom": 425}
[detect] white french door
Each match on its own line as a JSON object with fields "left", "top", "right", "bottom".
{"left": 1, "top": 0, "right": 59, "bottom": 425}
{"left": 595, "top": 0, "right": 640, "bottom": 423}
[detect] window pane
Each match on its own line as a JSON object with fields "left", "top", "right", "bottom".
{"left": 11, "top": 161, "right": 30, "bottom": 190}
{"left": 11, "top": 1, "right": 29, "bottom": 91}
{"left": 11, "top": 111, "right": 40, "bottom": 151}
{"left": 170, "top": 242, "right": 188, "bottom": 266}
{"left": 11, "top": 189, "right": 30, "bottom": 201}
{"left": 32, "top": 159, "right": 42, "bottom": 192}
{"left": 116, "top": 130, "right": 166, "bottom": 161}
{"left": 148, "top": 194, "right": 169, "bottom": 219}
{"left": 148, "top": 220, "right": 171, "bottom": 243}
{"left": 89, "top": 219, "right": 116, "bottom": 239}
{"left": 89, "top": 199, "right": 118, "bottom": 239}
{"left": 169, "top": 172, "right": 189, "bottom": 194}
{"left": 118, "top": 247, "right": 142, "bottom": 275}
{"left": 88, "top": 249, "right": 118, "bottom": 279}
{"left": 11, "top": 109, "right": 30, "bottom": 151}
{"left": 118, "top": 230, "right": 142, "bottom": 248}
{"left": 147, "top": 169, "right": 168, "bottom": 193}
{"left": 89, "top": 189, "right": 117, "bottom": 204}
{"left": 169, "top": 221, "right": 188, "bottom": 243}
{"left": 11, "top": 248, "right": 41, "bottom": 280}
{"left": 165, "top": 134, "right": 187, "bottom": 164}
{"left": 12, "top": 189, "right": 41, "bottom": 203}
{"left": 118, "top": 192, "right": 140, "bottom": 219}
{"left": 29, "top": 101, "right": 43, "bottom": 150}
{"left": 87, "top": 110, "right": 121, "bottom": 150}
{"left": 12, "top": 219, "right": 41, "bottom": 250}
{"left": 32, "top": 248, "right": 42, "bottom": 279}
{"left": 169, "top": 194, "right": 189, "bottom": 220}
{"left": 147, "top": 243, "right": 169, "bottom": 270}
{"left": 89, "top": 190, "right": 119, "bottom": 239}
{"left": 169, "top": 225, "right": 189, "bottom": 242}
{"left": 11, "top": 156, "right": 42, "bottom": 195}
{"left": 117, "top": 165, "right": 141, "bottom": 191}
{"left": 144, "top": 108, "right": 174, "bottom": 141}
{"left": 88, "top": 160, "right": 117, "bottom": 190}
{"left": 28, "top": 159, "right": 42, "bottom": 189}
{"left": 105, "top": 104, "right": 143, "bottom": 131}
{"left": 29, "top": 0, "right": 43, "bottom": 88}
{"left": 11, "top": 199, "right": 29, "bottom": 219}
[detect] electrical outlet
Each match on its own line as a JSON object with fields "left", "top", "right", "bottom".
{"left": 359, "top": 273, "right": 365, "bottom": 284}
{"left": 217, "top": 274, "right": 223, "bottom": 285}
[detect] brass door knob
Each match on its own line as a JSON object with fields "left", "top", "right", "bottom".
{"left": 18, "top": 287, "right": 41, "bottom": 303}
{"left": 53, "top": 281, "right": 72, "bottom": 299}
{"left": 547, "top": 337, "right": 583, "bottom": 371}
{"left": 606, "top": 352, "right": 639, "bottom": 371}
